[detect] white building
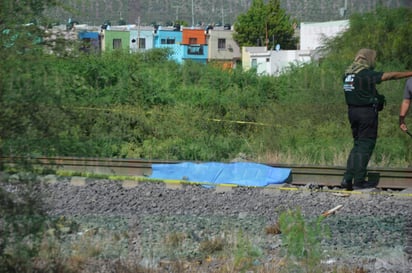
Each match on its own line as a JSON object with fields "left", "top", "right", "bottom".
{"left": 242, "top": 20, "right": 349, "bottom": 76}
{"left": 242, "top": 47, "right": 311, "bottom": 76}
{"left": 300, "top": 20, "right": 349, "bottom": 51}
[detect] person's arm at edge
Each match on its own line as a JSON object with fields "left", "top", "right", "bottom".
{"left": 399, "top": 99, "right": 410, "bottom": 132}
{"left": 381, "top": 71, "right": 412, "bottom": 81}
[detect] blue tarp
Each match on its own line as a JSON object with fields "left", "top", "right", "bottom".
{"left": 150, "top": 162, "right": 291, "bottom": 187}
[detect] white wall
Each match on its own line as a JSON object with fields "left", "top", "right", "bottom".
{"left": 300, "top": 20, "right": 349, "bottom": 50}
{"left": 245, "top": 49, "right": 311, "bottom": 76}
{"left": 270, "top": 50, "right": 311, "bottom": 76}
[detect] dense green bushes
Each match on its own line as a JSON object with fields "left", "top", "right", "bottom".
{"left": 1, "top": 7, "right": 412, "bottom": 167}
{"left": 0, "top": 176, "right": 50, "bottom": 273}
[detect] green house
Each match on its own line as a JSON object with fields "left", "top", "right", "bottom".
{"left": 101, "top": 29, "right": 130, "bottom": 52}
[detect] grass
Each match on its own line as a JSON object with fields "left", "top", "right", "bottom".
{"left": 259, "top": 146, "right": 409, "bottom": 168}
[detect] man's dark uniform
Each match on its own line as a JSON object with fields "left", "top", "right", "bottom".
{"left": 342, "top": 49, "right": 383, "bottom": 190}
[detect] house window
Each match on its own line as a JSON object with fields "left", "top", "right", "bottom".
{"left": 161, "top": 38, "right": 175, "bottom": 44}
{"left": 189, "top": 37, "right": 197, "bottom": 44}
{"left": 139, "top": 38, "right": 146, "bottom": 49}
{"left": 187, "top": 45, "right": 203, "bottom": 55}
{"left": 113, "top": 39, "right": 122, "bottom": 49}
{"left": 266, "top": 58, "right": 270, "bottom": 62}
{"left": 251, "top": 59, "right": 257, "bottom": 68}
{"left": 218, "top": 38, "right": 226, "bottom": 49}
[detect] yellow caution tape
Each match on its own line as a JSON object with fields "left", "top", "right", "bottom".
{"left": 66, "top": 106, "right": 273, "bottom": 127}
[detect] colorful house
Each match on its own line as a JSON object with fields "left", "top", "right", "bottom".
{"left": 78, "top": 31, "right": 100, "bottom": 53}
{"left": 206, "top": 25, "right": 240, "bottom": 69}
{"left": 130, "top": 26, "right": 155, "bottom": 52}
{"left": 153, "top": 26, "right": 183, "bottom": 63}
{"left": 101, "top": 28, "right": 130, "bottom": 52}
{"left": 181, "top": 27, "right": 208, "bottom": 64}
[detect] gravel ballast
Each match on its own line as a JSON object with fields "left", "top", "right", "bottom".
{"left": 2, "top": 173, "right": 412, "bottom": 272}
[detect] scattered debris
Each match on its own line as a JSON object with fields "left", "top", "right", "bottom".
{"left": 265, "top": 222, "right": 282, "bottom": 235}
{"left": 321, "top": 205, "right": 343, "bottom": 217}
{"left": 332, "top": 192, "right": 351, "bottom": 197}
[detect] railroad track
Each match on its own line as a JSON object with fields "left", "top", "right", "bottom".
{"left": 1, "top": 156, "right": 411, "bottom": 189}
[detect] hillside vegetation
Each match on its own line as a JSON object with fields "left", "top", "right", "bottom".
{"left": 49, "top": 0, "right": 412, "bottom": 26}
{"left": 1, "top": 7, "right": 412, "bottom": 167}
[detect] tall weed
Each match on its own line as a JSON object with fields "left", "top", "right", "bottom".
{"left": 278, "top": 209, "right": 330, "bottom": 273}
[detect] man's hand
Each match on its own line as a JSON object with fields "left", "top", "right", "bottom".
{"left": 399, "top": 116, "right": 408, "bottom": 132}
{"left": 400, "top": 123, "right": 408, "bottom": 132}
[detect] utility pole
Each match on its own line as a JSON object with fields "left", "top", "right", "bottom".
{"left": 221, "top": 0, "right": 225, "bottom": 25}
{"left": 265, "top": 21, "right": 268, "bottom": 49}
{"left": 137, "top": 16, "right": 140, "bottom": 50}
{"left": 172, "top": 5, "right": 179, "bottom": 21}
{"left": 340, "top": 0, "right": 348, "bottom": 17}
{"left": 221, "top": 6, "right": 224, "bottom": 25}
{"left": 191, "top": 0, "right": 194, "bottom": 26}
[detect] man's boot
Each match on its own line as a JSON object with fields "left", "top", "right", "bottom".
{"left": 353, "top": 180, "right": 378, "bottom": 189}
{"left": 352, "top": 152, "right": 370, "bottom": 186}
{"left": 341, "top": 178, "right": 353, "bottom": 191}
{"left": 352, "top": 139, "right": 377, "bottom": 189}
{"left": 342, "top": 150, "right": 356, "bottom": 191}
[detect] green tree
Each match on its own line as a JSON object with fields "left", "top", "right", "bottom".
{"left": 0, "top": 0, "right": 70, "bottom": 55}
{"left": 324, "top": 7, "right": 412, "bottom": 68}
{"left": 0, "top": 0, "right": 75, "bottom": 157}
{"left": 233, "top": 0, "right": 297, "bottom": 50}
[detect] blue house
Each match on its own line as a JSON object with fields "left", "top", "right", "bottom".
{"left": 153, "top": 26, "right": 183, "bottom": 63}
{"left": 78, "top": 31, "right": 100, "bottom": 53}
{"left": 182, "top": 27, "right": 208, "bottom": 64}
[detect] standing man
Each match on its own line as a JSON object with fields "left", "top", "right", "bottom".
{"left": 341, "top": 48, "right": 412, "bottom": 190}
{"left": 399, "top": 78, "right": 412, "bottom": 133}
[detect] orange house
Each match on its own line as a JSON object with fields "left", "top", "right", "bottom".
{"left": 182, "top": 28, "right": 207, "bottom": 45}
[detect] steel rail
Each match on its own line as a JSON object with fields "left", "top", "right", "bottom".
{"left": 269, "top": 163, "right": 412, "bottom": 189}
{"left": 1, "top": 156, "right": 411, "bottom": 189}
